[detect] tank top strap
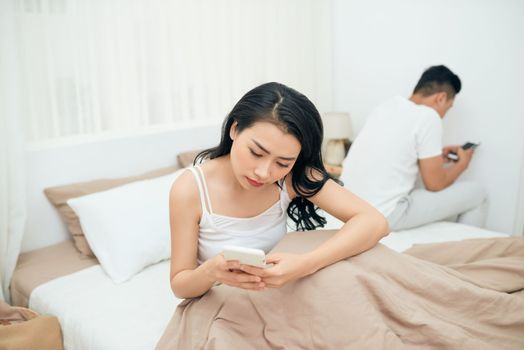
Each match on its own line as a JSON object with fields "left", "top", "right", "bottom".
{"left": 188, "top": 166, "right": 214, "bottom": 214}
{"left": 278, "top": 177, "right": 292, "bottom": 211}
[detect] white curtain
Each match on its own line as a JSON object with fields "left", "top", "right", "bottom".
{"left": 515, "top": 144, "right": 524, "bottom": 236}
{"left": 14, "top": 0, "right": 333, "bottom": 142}
{"left": 0, "top": 1, "right": 27, "bottom": 303}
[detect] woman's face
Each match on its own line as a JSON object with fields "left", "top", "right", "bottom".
{"left": 229, "top": 121, "right": 301, "bottom": 190}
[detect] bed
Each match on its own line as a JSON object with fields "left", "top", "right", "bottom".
{"left": 12, "top": 127, "right": 520, "bottom": 349}
{"left": 11, "top": 222, "right": 510, "bottom": 350}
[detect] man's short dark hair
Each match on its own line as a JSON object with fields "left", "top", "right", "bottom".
{"left": 413, "top": 65, "right": 461, "bottom": 99}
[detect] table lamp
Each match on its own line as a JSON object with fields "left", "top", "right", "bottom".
{"left": 322, "top": 112, "right": 353, "bottom": 166}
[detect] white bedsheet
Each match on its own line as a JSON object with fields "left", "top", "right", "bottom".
{"left": 29, "top": 221, "right": 508, "bottom": 350}
{"left": 322, "top": 212, "right": 508, "bottom": 251}
{"left": 381, "top": 221, "right": 508, "bottom": 252}
{"left": 29, "top": 261, "right": 181, "bottom": 350}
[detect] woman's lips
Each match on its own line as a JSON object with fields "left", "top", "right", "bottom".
{"left": 246, "top": 177, "right": 263, "bottom": 187}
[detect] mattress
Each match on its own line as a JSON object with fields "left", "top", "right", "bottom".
{"left": 382, "top": 221, "right": 509, "bottom": 251}
{"left": 322, "top": 212, "right": 508, "bottom": 252}
{"left": 10, "top": 240, "right": 98, "bottom": 307}
{"left": 20, "top": 222, "right": 509, "bottom": 350}
{"left": 29, "top": 261, "right": 181, "bottom": 350}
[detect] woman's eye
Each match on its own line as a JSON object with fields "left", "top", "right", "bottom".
{"left": 277, "top": 163, "right": 290, "bottom": 168}
{"left": 249, "top": 149, "right": 262, "bottom": 157}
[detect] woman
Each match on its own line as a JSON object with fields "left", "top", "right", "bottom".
{"left": 169, "top": 82, "right": 389, "bottom": 299}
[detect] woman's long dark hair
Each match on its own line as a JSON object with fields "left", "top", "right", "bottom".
{"left": 195, "top": 82, "right": 334, "bottom": 231}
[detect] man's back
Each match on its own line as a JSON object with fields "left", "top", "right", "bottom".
{"left": 341, "top": 96, "right": 442, "bottom": 216}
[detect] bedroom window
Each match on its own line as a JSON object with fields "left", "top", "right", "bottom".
{"left": 12, "top": 0, "right": 333, "bottom": 142}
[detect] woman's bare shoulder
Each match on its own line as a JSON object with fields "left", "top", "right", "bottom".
{"left": 197, "top": 157, "right": 221, "bottom": 173}
{"left": 169, "top": 169, "right": 200, "bottom": 208}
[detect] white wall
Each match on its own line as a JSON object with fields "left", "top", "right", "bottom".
{"left": 22, "top": 123, "right": 221, "bottom": 252}
{"left": 332, "top": 0, "right": 524, "bottom": 234}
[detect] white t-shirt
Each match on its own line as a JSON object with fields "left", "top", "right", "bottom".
{"left": 340, "top": 96, "right": 443, "bottom": 217}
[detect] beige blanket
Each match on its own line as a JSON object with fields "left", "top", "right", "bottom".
{"left": 156, "top": 231, "right": 524, "bottom": 350}
{"left": 0, "top": 301, "right": 63, "bottom": 350}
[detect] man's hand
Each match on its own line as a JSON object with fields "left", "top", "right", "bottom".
{"left": 442, "top": 145, "right": 460, "bottom": 163}
{"left": 420, "top": 144, "right": 475, "bottom": 191}
{"left": 456, "top": 147, "right": 474, "bottom": 169}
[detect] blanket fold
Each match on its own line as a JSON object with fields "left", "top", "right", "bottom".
{"left": 157, "top": 231, "right": 524, "bottom": 350}
{"left": 0, "top": 300, "right": 64, "bottom": 350}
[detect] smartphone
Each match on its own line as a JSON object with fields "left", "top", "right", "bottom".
{"left": 447, "top": 142, "right": 480, "bottom": 161}
{"left": 462, "top": 142, "right": 480, "bottom": 150}
{"left": 223, "top": 245, "right": 266, "bottom": 268}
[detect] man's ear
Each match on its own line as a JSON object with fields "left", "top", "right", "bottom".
{"left": 435, "top": 91, "right": 448, "bottom": 105}
{"left": 229, "top": 121, "right": 238, "bottom": 140}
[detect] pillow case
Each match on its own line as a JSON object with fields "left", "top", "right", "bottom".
{"left": 176, "top": 149, "right": 203, "bottom": 168}
{"left": 44, "top": 165, "right": 179, "bottom": 257}
{"left": 67, "top": 170, "right": 184, "bottom": 283}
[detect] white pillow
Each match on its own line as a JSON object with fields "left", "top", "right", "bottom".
{"left": 67, "top": 170, "right": 183, "bottom": 283}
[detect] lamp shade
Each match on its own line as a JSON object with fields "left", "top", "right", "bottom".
{"left": 322, "top": 112, "right": 353, "bottom": 140}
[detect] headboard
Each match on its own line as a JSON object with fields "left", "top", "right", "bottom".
{"left": 22, "top": 123, "right": 221, "bottom": 253}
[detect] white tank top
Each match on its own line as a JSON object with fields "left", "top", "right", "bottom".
{"left": 188, "top": 166, "right": 292, "bottom": 265}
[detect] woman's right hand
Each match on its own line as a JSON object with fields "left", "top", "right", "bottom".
{"left": 202, "top": 254, "right": 266, "bottom": 291}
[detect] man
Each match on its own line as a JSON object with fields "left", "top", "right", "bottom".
{"left": 340, "top": 65, "right": 487, "bottom": 230}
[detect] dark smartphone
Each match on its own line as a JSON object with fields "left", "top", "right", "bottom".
{"left": 447, "top": 142, "right": 480, "bottom": 161}
{"left": 462, "top": 142, "right": 480, "bottom": 150}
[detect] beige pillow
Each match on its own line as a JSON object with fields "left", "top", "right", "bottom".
{"left": 176, "top": 149, "right": 203, "bottom": 168}
{"left": 44, "top": 165, "right": 180, "bottom": 257}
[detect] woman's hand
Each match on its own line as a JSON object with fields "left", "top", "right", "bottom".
{"left": 239, "top": 253, "right": 314, "bottom": 288}
{"left": 202, "top": 254, "right": 266, "bottom": 291}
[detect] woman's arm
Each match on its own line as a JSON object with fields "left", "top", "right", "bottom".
{"left": 241, "top": 177, "right": 389, "bottom": 288}
{"left": 300, "top": 178, "right": 389, "bottom": 275}
{"left": 169, "top": 171, "right": 265, "bottom": 299}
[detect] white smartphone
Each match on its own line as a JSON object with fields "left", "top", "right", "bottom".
{"left": 222, "top": 245, "right": 266, "bottom": 268}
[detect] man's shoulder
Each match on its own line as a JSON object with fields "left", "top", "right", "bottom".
{"left": 415, "top": 107, "right": 442, "bottom": 130}
{"left": 370, "top": 96, "right": 423, "bottom": 122}
{"left": 416, "top": 104, "right": 440, "bottom": 120}
{"left": 375, "top": 96, "right": 406, "bottom": 109}
{"left": 395, "top": 98, "right": 441, "bottom": 126}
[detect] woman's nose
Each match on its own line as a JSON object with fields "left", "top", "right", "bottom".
{"left": 254, "top": 161, "right": 271, "bottom": 180}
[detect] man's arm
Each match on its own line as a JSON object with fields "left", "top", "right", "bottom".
{"left": 418, "top": 147, "right": 474, "bottom": 191}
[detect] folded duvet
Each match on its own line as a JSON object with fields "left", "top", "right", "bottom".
{"left": 156, "top": 231, "right": 524, "bottom": 350}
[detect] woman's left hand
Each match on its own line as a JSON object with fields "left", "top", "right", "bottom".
{"left": 239, "top": 253, "right": 314, "bottom": 289}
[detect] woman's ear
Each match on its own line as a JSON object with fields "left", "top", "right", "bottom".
{"left": 229, "top": 121, "right": 238, "bottom": 140}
